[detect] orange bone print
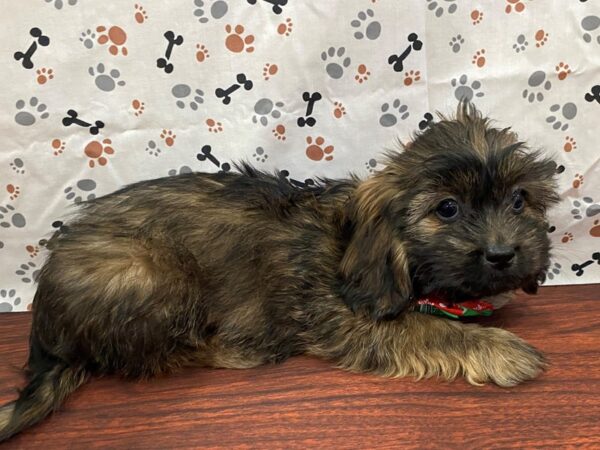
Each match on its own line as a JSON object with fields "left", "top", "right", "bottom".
{"left": 84, "top": 138, "right": 114, "bottom": 168}
{"left": 306, "top": 136, "right": 334, "bottom": 162}
{"left": 96, "top": 26, "right": 128, "bottom": 56}
{"left": 225, "top": 24, "right": 255, "bottom": 53}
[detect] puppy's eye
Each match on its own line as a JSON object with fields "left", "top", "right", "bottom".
{"left": 436, "top": 199, "right": 460, "bottom": 221}
{"left": 512, "top": 190, "right": 525, "bottom": 213}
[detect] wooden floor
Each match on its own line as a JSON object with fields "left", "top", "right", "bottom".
{"left": 0, "top": 285, "right": 599, "bottom": 449}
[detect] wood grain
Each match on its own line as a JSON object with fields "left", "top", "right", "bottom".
{"left": 0, "top": 285, "right": 599, "bottom": 449}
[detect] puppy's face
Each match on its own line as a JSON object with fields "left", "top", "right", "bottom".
{"left": 395, "top": 106, "right": 559, "bottom": 300}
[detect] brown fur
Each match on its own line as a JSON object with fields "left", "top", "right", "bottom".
{"left": 0, "top": 102, "right": 559, "bottom": 441}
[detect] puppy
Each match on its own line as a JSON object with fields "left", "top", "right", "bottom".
{"left": 0, "top": 102, "right": 558, "bottom": 441}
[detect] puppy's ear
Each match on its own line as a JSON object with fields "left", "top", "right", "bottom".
{"left": 338, "top": 177, "right": 413, "bottom": 321}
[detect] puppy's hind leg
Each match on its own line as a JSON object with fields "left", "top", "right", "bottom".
{"left": 307, "top": 312, "right": 546, "bottom": 387}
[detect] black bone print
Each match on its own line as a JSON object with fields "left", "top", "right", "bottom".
{"left": 197, "top": 145, "right": 231, "bottom": 172}
{"left": 388, "top": 33, "right": 423, "bottom": 73}
{"left": 571, "top": 252, "right": 600, "bottom": 276}
{"left": 215, "top": 73, "right": 253, "bottom": 105}
{"left": 247, "top": 0, "right": 288, "bottom": 15}
{"left": 156, "top": 31, "right": 184, "bottom": 74}
{"left": 14, "top": 27, "right": 50, "bottom": 69}
{"left": 297, "top": 91, "right": 322, "bottom": 127}
{"left": 279, "top": 170, "right": 315, "bottom": 188}
{"left": 62, "top": 110, "right": 104, "bottom": 135}
{"left": 418, "top": 112, "right": 434, "bottom": 130}
{"left": 584, "top": 85, "right": 600, "bottom": 104}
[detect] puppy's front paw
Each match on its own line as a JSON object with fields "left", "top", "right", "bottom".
{"left": 464, "top": 328, "right": 546, "bottom": 387}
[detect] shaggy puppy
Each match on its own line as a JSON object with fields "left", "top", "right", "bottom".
{"left": 0, "top": 103, "right": 558, "bottom": 441}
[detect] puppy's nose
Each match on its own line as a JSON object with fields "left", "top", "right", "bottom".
{"left": 485, "top": 244, "right": 515, "bottom": 268}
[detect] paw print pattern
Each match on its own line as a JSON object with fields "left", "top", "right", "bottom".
{"left": 252, "top": 98, "right": 283, "bottom": 126}
{"left": 194, "top": 0, "right": 228, "bottom": 23}
{"left": 426, "top": 0, "right": 457, "bottom": 17}
{"left": 546, "top": 262, "right": 561, "bottom": 280}
{"left": 321, "top": 47, "right": 351, "bottom": 80}
{"left": 472, "top": 49, "right": 486, "bottom": 67}
{"left": 571, "top": 197, "right": 600, "bottom": 220}
{"left": 451, "top": 75, "right": 484, "bottom": 101}
{"left": 0, "top": 205, "right": 27, "bottom": 228}
{"left": 471, "top": 10, "right": 483, "bottom": 25}
{"left": 351, "top": 9, "right": 381, "bottom": 40}
{"left": 272, "top": 124, "right": 286, "bottom": 141}
{"left": 132, "top": 99, "right": 145, "bottom": 116}
{"left": 277, "top": 18, "right": 293, "bottom": 36}
{"left": 6, "top": 185, "right": 20, "bottom": 201}
{"left": 45, "top": 0, "right": 77, "bottom": 10}
{"left": 51, "top": 139, "right": 66, "bottom": 155}
{"left": 134, "top": 3, "right": 148, "bottom": 23}
{"left": 253, "top": 147, "right": 268, "bottom": 162}
{"left": 513, "top": 34, "right": 529, "bottom": 53}
{"left": 306, "top": 136, "right": 334, "bottom": 162}
{"left": 10, "top": 158, "right": 25, "bottom": 174}
{"left": 365, "top": 158, "right": 378, "bottom": 174}
{"left": 84, "top": 138, "right": 115, "bottom": 167}
{"left": 96, "top": 26, "right": 128, "bottom": 56}
{"left": 563, "top": 136, "right": 577, "bottom": 152}
{"left": 522, "top": 71, "right": 551, "bottom": 103}
{"left": 355, "top": 64, "right": 370, "bottom": 83}
{"left": 172, "top": 84, "right": 204, "bottom": 110}
{"left": 79, "top": 29, "right": 96, "bottom": 49}
{"left": 36, "top": 68, "right": 54, "bottom": 84}
{"left": 0, "top": 289, "right": 21, "bottom": 313}
{"left": 64, "top": 179, "right": 97, "bottom": 203}
{"left": 535, "top": 29, "right": 549, "bottom": 47}
{"left": 379, "top": 99, "right": 409, "bottom": 127}
{"left": 160, "top": 129, "right": 176, "bottom": 146}
{"left": 14, "top": 97, "right": 49, "bottom": 126}
{"left": 546, "top": 103, "right": 577, "bottom": 131}
{"left": 145, "top": 140, "right": 162, "bottom": 157}
{"left": 206, "top": 119, "right": 223, "bottom": 133}
{"left": 333, "top": 102, "right": 346, "bottom": 118}
{"left": 403, "top": 70, "right": 420, "bottom": 86}
{"left": 449, "top": 34, "right": 464, "bottom": 53}
{"left": 16, "top": 262, "right": 39, "bottom": 284}
{"left": 555, "top": 62, "right": 571, "bottom": 80}
{"left": 581, "top": 16, "right": 600, "bottom": 45}
{"left": 561, "top": 232, "right": 574, "bottom": 243}
{"left": 572, "top": 174, "right": 584, "bottom": 189}
{"left": 505, "top": 0, "right": 525, "bottom": 14}
{"left": 225, "top": 24, "right": 255, "bottom": 53}
{"left": 196, "top": 44, "right": 210, "bottom": 62}
{"left": 88, "top": 63, "right": 126, "bottom": 91}
{"left": 168, "top": 166, "right": 192, "bottom": 176}
{"left": 263, "top": 63, "right": 278, "bottom": 80}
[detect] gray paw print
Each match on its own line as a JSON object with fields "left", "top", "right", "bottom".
{"left": 252, "top": 98, "right": 283, "bottom": 126}
{"left": 15, "top": 97, "right": 49, "bottom": 126}
{"left": 145, "top": 140, "right": 162, "bottom": 157}
{"left": 45, "top": 0, "right": 77, "bottom": 9}
{"left": 89, "top": 64, "right": 126, "bottom": 92}
{"left": 449, "top": 34, "right": 464, "bottom": 53}
{"left": 365, "top": 158, "right": 378, "bottom": 174}
{"left": 545, "top": 262, "right": 562, "bottom": 281}
{"left": 513, "top": 34, "right": 529, "bottom": 53}
{"left": 451, "top": 75, "right": 484, "bottom": 101}
{"left": 426, "top": 0, "right": 457, "bottom": 17}
{"left": 172, "top": 84, "right": 204, "bottom": 110}
{"left": 10, "top": 158, "right": 25, "bottom": 174}
{"left": 0, "top": 289, "right": 21, "bottom": 313}
{"left": 351, "top": 9, "right": 381, "bottom": 40}
{"left": 522, "top": 70, "right": 551, "bottom": 103}
{"left": 571, "top": 197, "right": 600, "bottom": 220}
{"left": 79, "top": 29, "right": 96, "bottom": 49}
{"left": 0, "top": 205, "right": 26, "bottom": 228}
{"left": 16, "top": 261, "right": 39, "bottom": 284}
{"left": 168, "top": 166, "right": 192, "bottom": 176}
{"left": 194, "top": 0, "right": 228, "bottom": 23}
{"left": 321, "top": 47, "right": 351, "bottom": 80}
{"left": 253, "top": 147, "right": 268, "bottom": 163}
{"left": 379, "top": 99, "right": 409, "bottom": 127}
{"left": 64, "top": 179, "right": 97, "bottom": 204}
{"left": 581, "top": 15, "right": 600, "bottom": 45}
{"left": 546, "top": 103, "right": 577, "bottom": 131}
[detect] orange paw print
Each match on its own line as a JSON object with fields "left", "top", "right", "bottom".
{"left": 277, "top": 18, "right": 293, "bottom": 36}
{"left": 6, "top": 184, "right": 20, "bottom": 201}
{"left": 505, "top": 0, "right": 525, "bottom": 14}
{"left": 132, "top": 99, "right": 145, "bottom": 117}
{"left": 471, "top": 10, "right": 483, "bottom": 25}
{"left": 36, "top": 68, "right": 54, "bottom": 84}
{"left": 535, "top": 29, "right": 548, "bottom": 47}
{"left": 134, "top": 4, "right": 148, "bottom": 24}
{"left": 403, "top": 70, "right": 421, "bottom": 86}
{"left": 561, "top": 232, "right": 574, "bottom": 243}
{"left": 51, "top": 139, "right": 65, "bottom": 156}
{"left": 333, "top": 101, "right": 346, "bottom": 118}
{"left": 272, "top": 124, "right": 286, "bottom": 141}
{"left": 206, "top": 119, "right": 223, "bottom": 133}
{"left": 563, "top": 136, "right": 577, "bottom": 152}
{"left": 555, "top": 62, "right": 571, "bottom": 80}
{"left": 160, "top": 129, "right": 176, "bottom": 147}
{"left": 96, "top": 26, "right": 128, "bottom": 56}
{"left": 572, "top": 174, "right": 584, "bottom": 189}
{"left": 196, "top": 44, "right": 210, "bottom": 62}
{"left": 591, "top": 220, "right": 600, "bottom": 238}
{"left": 306, "top": 136, "right": 334, "bottom": 162}
{"left": 472, "top": 49, "right": 486, "bottom": 67}
{"left": 225, "top": 24, "right": 255, "bottom": 53}
{"left": 355, "top": 64, "right": 370, "bottom": 83}
{"left": 84, "top": 138, "right": 114, "bottom": 168}
{"left": 263, "top": 63, "right": 278, "bottom": 80}
{"left": 26, "top": 244, "right": 39, "bottom": 257}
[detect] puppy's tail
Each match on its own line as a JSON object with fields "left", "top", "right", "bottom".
{"left": 0, "top": 338, "right": 89, "bottom": 442}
